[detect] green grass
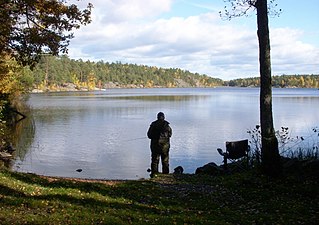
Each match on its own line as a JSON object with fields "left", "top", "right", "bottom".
{"left": 0, "top": 169, "right": 318, "bottom": 224}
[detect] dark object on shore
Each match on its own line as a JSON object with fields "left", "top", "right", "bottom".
{"left": 173, "top": 166, "right": 184, "bottom": 174}
{"left": 76, "top": 169, "right": 82, "bottom": 172}
{"left": 195, "top": 162, "right": 222, "bottom": 175}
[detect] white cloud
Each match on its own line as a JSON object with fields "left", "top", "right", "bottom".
{"left": 88, "top": 0, "right": 172, "bottom": 23}
{"left": 270, "top": 28, "right": 319, "bottom": 75}
{"left": 68, "top": 0, "right": 319, "bottom": 80}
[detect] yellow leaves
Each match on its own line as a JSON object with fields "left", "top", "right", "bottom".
{"left": 145, "top": 80, "right": 154, "bottom": 88}
{"left": 168, "top": 82, "right": 176, "bottom": 88}
{"left": 41, "top": 200, "right": 49, "bottom": 206}
{"left": 29, "top": 186, "right": 43, "bottom": 196}
{"left": 36, "top": 81, "right": 47, "bottom": 91}
{"left": 71, "top": 73, "right": 80, "bottom": 87}
{"left": 87, "top": 72, "right": 96, "bottom": 91}
{"left": 70, "top": 72, "right": 96, "bottom": 91}
{"left": 0, "top": 55, "right": 24, "bottom": 95}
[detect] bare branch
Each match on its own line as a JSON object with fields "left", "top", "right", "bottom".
{"left": 220, "top": 0, "right": 281, "bottom": 20}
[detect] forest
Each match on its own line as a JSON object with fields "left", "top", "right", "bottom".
{"left": 20, "top": 55, "right": 319, "bottom": 91}
{"left": 21, "top": 55, "right": 224, "bottom": 91}
{"left": 227, "top": 75, "right": 319, "bottom": 88}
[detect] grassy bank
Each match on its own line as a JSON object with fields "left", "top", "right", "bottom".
{"left": 0, "top": 169, "right": 318, "bottom": 224}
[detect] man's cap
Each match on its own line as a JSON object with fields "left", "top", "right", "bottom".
{"left": 157, "top": 112, "right": 165, "bottom": 119}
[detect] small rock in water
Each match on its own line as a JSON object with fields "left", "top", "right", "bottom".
{"left": 76, "top": 169, "right": 82, "bottom": 172}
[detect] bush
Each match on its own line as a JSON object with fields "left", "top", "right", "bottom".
{"left": 247, "top": 125, "right": 319, "bottom": 162}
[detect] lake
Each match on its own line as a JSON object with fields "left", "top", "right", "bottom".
{"left": 11, "top": 87, "right": 319, "bottom": 179}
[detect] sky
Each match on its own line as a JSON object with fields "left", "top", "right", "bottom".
{"left": 67, "top": 0, "right": 319, "bottom": 80}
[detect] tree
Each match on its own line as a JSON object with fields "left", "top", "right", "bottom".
{"left": 0, "top": 0, "right": 92, "bottom": 67}
{"left": 221, "top": 0, "right": 282, "bottom": 176}
{"left": 0, "top": 0, "right": 92, "bottom": 144}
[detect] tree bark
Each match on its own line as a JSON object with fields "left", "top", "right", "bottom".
{"left": 256, "top": 0, "right": 281, "bottom": 177}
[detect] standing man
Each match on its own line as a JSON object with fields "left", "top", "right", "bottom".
{"left": 147, "top": 112, "right": 172, "bottom": 177}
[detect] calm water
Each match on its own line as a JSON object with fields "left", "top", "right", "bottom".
{"left": 12, "top": 87, "right": 319, "bottom": 179}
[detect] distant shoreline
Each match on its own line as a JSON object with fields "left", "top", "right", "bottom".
{"left": 30, "top": 84, "right": 316, "bottom": 93}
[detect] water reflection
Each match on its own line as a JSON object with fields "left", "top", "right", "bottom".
{"left": 1, "top": 112, "right": 35, "bottom": 169}
{"left": 108, "top": 95, "right": 210, "bottom": 101}
{"left": 10, "top": 88, "right": 319, "bottom": 179}
{"left": 12, "top": 117, "right": 35, "bottom": 161}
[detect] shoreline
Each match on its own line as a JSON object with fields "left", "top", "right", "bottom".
{"left": 31, "top": 84, "right": 315, "bottom": 93}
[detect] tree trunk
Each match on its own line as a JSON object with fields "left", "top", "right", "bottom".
{"left": 256, "top": 0, "right": 281, "bottom": 177}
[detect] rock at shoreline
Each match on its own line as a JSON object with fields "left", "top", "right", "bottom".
{"left": 195, "top": 162, "right": 222, "bottom": 175}
{"left": 173, "top": 166, "right": 184, "bottom": 174}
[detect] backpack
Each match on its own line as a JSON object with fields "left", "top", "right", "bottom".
{"left": 147, "top": 120, "right": 171, "bottom": 141}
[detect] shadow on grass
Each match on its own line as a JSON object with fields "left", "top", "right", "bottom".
{"left": 1, "top": 169, "right": 319, "bottom": 224}
{"left": 5, "top": 170, "right": 121, "bottom": 194}
{"left": 1, "top": 173, "right": 227, "bottom": 225}
{"left": 0, "top": 184, "right": 26, "bottom": 197}
{"left": 1, "top": 170, "right": 188, "bottom": 211}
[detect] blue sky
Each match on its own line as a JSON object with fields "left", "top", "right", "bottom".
{"left": 68, "top": 0, "right": 319, "bottom": 80}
